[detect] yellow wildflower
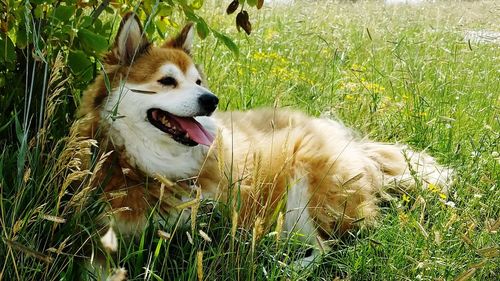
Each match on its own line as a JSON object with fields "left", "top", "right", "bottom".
{"left": 398, "top": 212, "right": 409, "bottom": 223}
{"left": 428, "top": 183, "right": 440, "bottom": 193}
{"left": 365, "top": 82, "right": 385, "bottom": 94}
{"left": 351, "top": 63, "right": 366, "bottom": 72}
{"left": 264, "top": 28, "right": 278, "bottom": 41}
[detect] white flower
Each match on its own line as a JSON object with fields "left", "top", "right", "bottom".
{"left": 445, "top": 201, "right": 456, "bottom": 208}
{"left": 470, "top": 151, "right": 480, "bottom": 158}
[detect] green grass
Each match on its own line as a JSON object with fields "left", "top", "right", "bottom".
{"left": 1, "top": 0, "right": 499, "bottom": 280}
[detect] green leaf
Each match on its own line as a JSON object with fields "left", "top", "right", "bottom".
{"left": 80, "top": 16, "right": 92, "bottom": 28}
{"left": 144, "top": 19, "right": 156, "bottom": 39}
{"left": 143, "top": 0, "right": 155, "bottom": 13}
{"left": 104, "top": 6, "right": 114, "bottom": 14}
{"left": 68, "top": 50, "right": 92, "bottom": 73}
{"left": 31, "top": 0, "right": 49, "bottom": 4}
{"left": 0, "top": 34, "right": 16, "bottom": 63}
{"left": 184, "top": 9, "right": 210, "bottom": 39}
{"left": 93, "top": 18, "right": 103, "bottom": 33}
{"left": 195, "top": 18, "right": 210, "bottom": 39}
{"left": 68, "top": 50, "right": 93, "bottom": 82}
{"left": 190, "top": 0, "right": 204, "bottom": 10}
{"left": 213, "top": 30, "right": 239, "bottom": 57}
{"left": 183, "top": 9, "right": 197, "bottom": 22}
{"left": 101, "top": 21, "right": 114, "bottom": 38}
{"left": 157, "top": 2, "right": 173, "bottom": 17}
{"left": 75, "top": 7, "right": 83, "bottom": 18}
{"left": 247, "top": 0, "right": 257, "bottom": 7}
{"left": 15, "top": 18, "right": 28, "bottom": 49}
{"left": 54, "top": 5, "right": 75, "bottom": 22}
{"left": 155, "top": 19, "right": 168, "bottom": 36}
{"left": 77, "top": 28, "right": 109, "bottom": 55}
{"left": 34, "top": 5, "right": 43, "bottom": 18}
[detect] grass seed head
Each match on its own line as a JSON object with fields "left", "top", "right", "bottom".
{"left": 197, "top": 251, "right": 204, "bottom": 281}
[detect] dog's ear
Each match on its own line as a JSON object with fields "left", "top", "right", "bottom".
{"left": 106, "top": 12, "right": 150, "bottom": 65}
{"left": 163, "top": 23, "right": 195, "bottom": 54}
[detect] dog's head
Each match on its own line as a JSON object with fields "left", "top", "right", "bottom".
{"left": 78, "top": 13, "right": 218, "bottom": 176}
{"left": 105, "top": 13, "right": 217, "bottom": 147}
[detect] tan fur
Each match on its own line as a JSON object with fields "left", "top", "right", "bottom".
{"left": 197, "top": 109, "right": 382, "bottom": 235}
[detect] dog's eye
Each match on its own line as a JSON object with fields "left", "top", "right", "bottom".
{"left": 158, "top": 76, "right": 177, "bottom": 87}
{"left": 196, "top": 79, "right": 202, "bottom": 85}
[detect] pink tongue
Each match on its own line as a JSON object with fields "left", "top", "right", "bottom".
{"left": 170, "top": 115, "right": 214, "bottom": 146}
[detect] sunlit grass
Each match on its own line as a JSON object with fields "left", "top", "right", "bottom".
{"left": 1, "top": 0, "right": 499, "bottom": 280}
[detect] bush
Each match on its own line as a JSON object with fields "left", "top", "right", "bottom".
{"left": 0, "top": 1, "right": 246, "bottom": 279}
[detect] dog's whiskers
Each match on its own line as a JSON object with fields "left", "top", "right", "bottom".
{"left": 126, "top": 87, "right": 157, "bottom": 94}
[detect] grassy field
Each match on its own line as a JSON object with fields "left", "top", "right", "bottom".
{"left": 1, "top": 0, "right": 499, "bottom": 280}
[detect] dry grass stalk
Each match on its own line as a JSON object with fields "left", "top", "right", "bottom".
{"left": 198, "top": 230, "right": 212, "bottom": 243}
{"left": 55, "top": 117, "right": 100, "bottom": 216}
{"left": 196, "top": 251, "right": 204, "bottom": 281}
{"left": 251, "top": 217, "right": 264, "bottom": 254}
{"left": 186, "top": 231, "right": 194, "bottom": 245}
{"left": 175, "top": 198, "right": 200, "bottom": 210}
{"left": 191, "top": 188, "right": 202, "bottom": 234}
{"left": 275, "top": 212, "right": 284, "bottom": 243}
{"left": 231, "top": 210, "right": 239, "bottom": 241}
{"left": 23, "top": 168, "right": 31, "bottom": 183}
{"left": 157, "top": 230, "right": 171, "bottom": 240}
{"left": 5, "top": 239, "right": 53, "bottom": 264}
{"left": 46, "top": 236, "right": 70, "bottom": 255}
{"left": 41, "top": 214, "right": 66, "bottom": 224}
{"left": 155, "top": 174, "right": 191, "bottom": 198}
{"left": 215, "top": 129, "right": 225, "bottom": 177}
{"left": 39, "top": 52, "right": 68, "bottom": 148}
{"left": 454, "top": 268, "right": 476, "bottom": 281}
{"left": 65, "top": 150, "right": 112, "bottom": 214}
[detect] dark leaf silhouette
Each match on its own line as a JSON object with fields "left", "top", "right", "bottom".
{"left": 226, "top": 0, "right": 239, "bottom": 15}
{"left": 236, "top": 10, "right": 252, "bottom": 35}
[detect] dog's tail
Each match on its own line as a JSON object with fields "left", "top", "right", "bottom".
{"left": 361, "top": 142, "right": 453, "bottom": 195}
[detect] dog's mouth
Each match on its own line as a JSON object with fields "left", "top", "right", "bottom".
{"left": 147, "top": 109, "right": 214, "bottom": 147}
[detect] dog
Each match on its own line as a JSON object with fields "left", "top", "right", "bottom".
{"left": 75, "top": 12, "right": 452, "bottom": 278}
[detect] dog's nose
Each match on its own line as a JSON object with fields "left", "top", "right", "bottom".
{"left": 198, "top": 93, "right": 219, "bottom": 114}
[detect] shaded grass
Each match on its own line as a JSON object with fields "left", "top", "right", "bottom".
{"left": 1, "top": 0, "right": 499, "bottom": 280}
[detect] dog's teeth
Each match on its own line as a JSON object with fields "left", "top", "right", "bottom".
{"left": 185, "top": 133, "right": 190, "bottom": 138}
{"left": 160, "top": 117, "right": 170, "bottom": 127}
